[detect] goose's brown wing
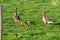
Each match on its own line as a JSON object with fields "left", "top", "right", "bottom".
{"left": 45, "top": 18, "right": 53, "bottom": 22}
{"left": 14, "top": 15, "right": 20, "bottom": 20}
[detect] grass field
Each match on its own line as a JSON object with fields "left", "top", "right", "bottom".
{"left": 1, "top": 0, "right": 60, "bottom": 40}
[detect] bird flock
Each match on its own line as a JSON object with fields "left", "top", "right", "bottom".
{"left": 13, "top": 8, "right": 54, "bottom": 26}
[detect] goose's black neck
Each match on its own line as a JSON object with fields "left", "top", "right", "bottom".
{"left": 43, "top": 11, "right": 46, "bottom": 17}
{"left": 15, "top": 8, "right": 18, "bottom": 15}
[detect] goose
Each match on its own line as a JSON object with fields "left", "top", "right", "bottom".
{"left": 13, "top": 8, "right": 20, "bottom": 22}
{"left": 26, "top": 21, "right": 31, "bottom": 26}
{"left": 21, "top": 21, "right": 27, "bottom": 26}
{"left": 21, "top": 21, "right": 31, "bottom": 26}
{"left": 42, "top": 11, "right": 53, "bottom": 24}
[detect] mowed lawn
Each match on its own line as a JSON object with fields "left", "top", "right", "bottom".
{"left": 1, "top": 0, "right": 60, "bottom": 40}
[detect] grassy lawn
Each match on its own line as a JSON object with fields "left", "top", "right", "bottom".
{"left": 0, "top": 0, "right": 60, "bottom": 40}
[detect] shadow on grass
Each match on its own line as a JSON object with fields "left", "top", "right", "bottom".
{"left": 30, "top": 21, "right": 36, "bottom": 25}
{"left": 53, "top": 23, "right": 60, "bottom": 25}
{"left": 3, "top": 33, "right": 7, "bottom": 36}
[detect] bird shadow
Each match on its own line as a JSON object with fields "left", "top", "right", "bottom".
{"left": 53, "top": 23, "right": 60, "bottom": 26}
{"left": 30, "top": 21, "right": 36, "bottom": 25}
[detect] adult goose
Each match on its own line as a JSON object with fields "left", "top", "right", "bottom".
{"left": 42, "top": 11, "right": 53, "bottom": 24}
{"left": 13, "top": 8, "right": 20, "bottom": 22}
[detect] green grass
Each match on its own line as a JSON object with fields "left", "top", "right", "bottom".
{"left": 1, "top": 0, "right": 60, "bottom": 40}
